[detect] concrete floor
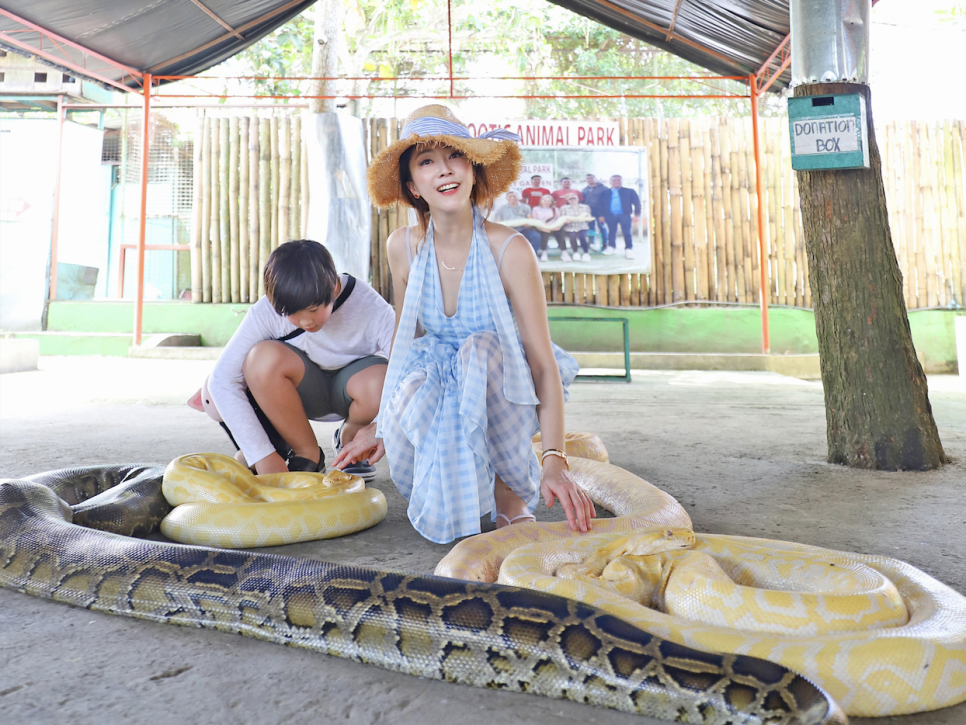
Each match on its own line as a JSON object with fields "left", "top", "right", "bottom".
{"left": 1, "top": 357, "right": 964, "bottom": 725}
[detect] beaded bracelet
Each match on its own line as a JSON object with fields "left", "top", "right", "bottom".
{"left": 540, "top": 448, "right": 569, "bottom": 465}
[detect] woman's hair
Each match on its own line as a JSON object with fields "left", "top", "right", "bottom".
{"left": 263, "top": 240, "right": 339, "bottom": 315}
{"left": 399, "top": 143, "right": 496, "bottom": 248}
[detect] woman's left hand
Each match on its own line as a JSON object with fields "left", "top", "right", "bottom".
{"left": 540, "top": 456, "right": 596, "bottom": 533}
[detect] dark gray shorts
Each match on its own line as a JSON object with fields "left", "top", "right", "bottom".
{"left": 284, "top": 344, "right": 387, "bottom": 420}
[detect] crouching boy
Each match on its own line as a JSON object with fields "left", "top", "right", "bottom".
{"left": 190, "top": 240, "right": 394, "bottom": 479}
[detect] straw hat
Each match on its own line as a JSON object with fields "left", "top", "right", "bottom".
{"left": 366, "top": 104, "right": 522, "bottom": 209}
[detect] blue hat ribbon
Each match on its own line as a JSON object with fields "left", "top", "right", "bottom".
{"left": 400, "top": 116, "right": 520, "bottom": 143}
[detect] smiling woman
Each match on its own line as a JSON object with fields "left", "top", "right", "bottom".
{"left": 334, "top": 105, "right": 595, "bottom": 544}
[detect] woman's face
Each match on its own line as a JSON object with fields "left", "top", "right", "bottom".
{"left": 407, "top": 144, "right": 474, "bottom": 212}
{"left": 539, "top": 194, "right": 553, "bottom": 208}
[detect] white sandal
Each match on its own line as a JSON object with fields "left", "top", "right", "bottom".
{"left": 496, "top": 512, "right": 536, "bottom": 528}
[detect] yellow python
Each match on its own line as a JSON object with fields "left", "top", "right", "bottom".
{"left": 437, "top": 434, "right": 966, "bottom": 718}
{"left": 160, "top": 453, "right": 387, "bottom": 548}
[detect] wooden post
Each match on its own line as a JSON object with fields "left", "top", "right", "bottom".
{"left": 190, "top": 114, "right": 204, "bottom": 303}
{"left": 291, "top": 115, "right": 301, "bottom": 240}
{"left": 767, "top": 121, "right": 783, "bottom": 305}
{"left": 258, "top": 118, "right": 271, "bottom": 298}
{"left": 941, "top": 121, "right": 961, "bottom": 302}
{"left": 702, "top": 123, "right": 717, "bottom": 301}
{"left": 659, "top": 120, "right": 672, "bottom": 304}
{"left": 200, "top": 115, "right": 212, "bottom": 303}
{"left": 690, "top": 121, "right": 708, "bottom": 300}
{"left": 667, "top": 120, "right": 684, "bottom": 302}
{"left": 300, "top": 123, "right": 309, "bottom": 240}
{"left": 270, "top": 117, "right": 279, "bottom": 250}
{"left": 680, "top": 120, "right": 695, "bottom": 301}
{"left": 649, "top": 119, "right": 663, "bottom": 306}
{"left": 279, "top": 117, "right": 291, "bottom": 247}
{"left": 248, "top": 113, "right": 260, "bottom": 301}
{"left": 710, "top": 122, "right": 727, "bottom": 303}
{"left": 219, "top": 117, "right": 231, "bottom": 301}
{"left": 921, "top": 123, "right": 940, "bottom": 307}
{"left": 228, "top": 116, "right": 240, "bottom": 303}
{"left": 780, "top": 121, "right": 796, "bottom": 308}
{"left": 719, "top": 119, "right": 737, "bottom": 302}
{"left": 210, "top": 118, "right": 222, "bottom": 303}
{"left": 951, "top": 119, "right": 966, "bottom": 306}
{"left": 239, "top": 117, "right": 250, "bottom": 304}
{"left": 728, "top": 119, "right": 746, "bottom": 302}
{"left": 911, "top": 122, "right": 927, "bottom": 307}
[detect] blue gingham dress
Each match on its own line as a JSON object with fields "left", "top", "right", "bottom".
{"left": 377, "top": 208, "right": 578, "bottom": 543}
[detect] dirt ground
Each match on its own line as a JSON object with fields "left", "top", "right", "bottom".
{"left": 1, "top": 356, "right": 964, "bottom": 725}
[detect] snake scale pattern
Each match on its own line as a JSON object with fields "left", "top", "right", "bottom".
{"left": 0, "top": 465, "right": 845, "bottom": 725}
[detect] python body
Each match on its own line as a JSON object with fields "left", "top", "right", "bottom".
{"left": 438, "top": 437, "right": 966, "bottom": 718}
{"left": 0, "top": 465, "right": 844, "bottom": 725}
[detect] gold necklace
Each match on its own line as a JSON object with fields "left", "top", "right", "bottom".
{"left": 437, "top": 240, "right": 470, "bottom": 272}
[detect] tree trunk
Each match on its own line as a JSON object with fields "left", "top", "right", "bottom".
{"left": 309, "top": 0, "right": 342, "bottom": 114}
{"left": 794, "top": 82, "right": 945, "bottom": 470}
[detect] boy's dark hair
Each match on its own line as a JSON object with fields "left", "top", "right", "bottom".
{"left": 263, "top": 240, "right": 339, "bottom": 315}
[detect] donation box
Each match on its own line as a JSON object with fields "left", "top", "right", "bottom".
{"left": 787, "top": 93, "right": 869, "bottom": 171}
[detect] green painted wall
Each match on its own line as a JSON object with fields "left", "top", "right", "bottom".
{"left": 41, "top": 301, "right": 965, "bottom": 370}
{"left": 47, "top": 301, "right": 252, "bottom": 347}
{"left": 546, "top": 305, "right": 820, "bottom": 354}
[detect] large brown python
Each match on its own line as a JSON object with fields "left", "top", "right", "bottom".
{"left": 0, "top": 465, "right": 846, "bottom": 725}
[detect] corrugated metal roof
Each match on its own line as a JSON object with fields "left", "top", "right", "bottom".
{"left": 0, "top": 1, "right": 792, "bottom": 93}
{"left": 548, "top": 0, "right": 790, "bottom": 89}
{"left": 0, "top": 0, "right": 315, "bottom": 89}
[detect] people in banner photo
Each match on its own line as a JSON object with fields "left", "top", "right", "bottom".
{"left": 551, "top": 177, "right": 583, "bottom": 207}
{"left": 491, "top": 191, "right": 541, "bottom": 254}
{"left": 521, "top": 175, "right": 551, "bottom": 208}
{"left": 581, "top": 173, "right": 610, "bottom": 249}
{"left": 532, "top": 194, "right": 565, "bottom": 262}
{"left": 601, "top": 174, "right": 641, "bottom": 259}
{"left": 560, "top": 193, "right": 593, "bottom": 261}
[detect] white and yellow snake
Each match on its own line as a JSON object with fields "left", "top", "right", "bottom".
{"left": 160, "top": 453, "right": 387, "bottom": 547}
{"left": 437, "top": 433, "right": 966, "bottom": 718}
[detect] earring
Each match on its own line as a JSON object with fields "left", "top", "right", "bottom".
{"left": 413, "top": 193, "right": 420, "bottom": 199}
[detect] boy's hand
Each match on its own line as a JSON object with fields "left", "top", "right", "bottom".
{"left": 332, "top": 422, "right": 385, "bottom": 469}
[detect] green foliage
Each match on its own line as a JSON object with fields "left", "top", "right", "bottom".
{"left": 227, "top": 0, "right": 786, "bottom": 117}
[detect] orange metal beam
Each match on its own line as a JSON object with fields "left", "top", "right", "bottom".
{"left": 133, "top": 74, "right": 152, "bottom": 346}
{"left": 749, "top": 74, "right": 770, "bottom": 354}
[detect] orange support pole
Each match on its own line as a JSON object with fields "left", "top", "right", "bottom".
{"left": 749, "top": 74, "right": 770, "bottom": 354}
{"left": 133, "top": 74, "right": 152, "bottom": 346}
{"left": 49, "top": 95, "right": 66, "bottom": 303}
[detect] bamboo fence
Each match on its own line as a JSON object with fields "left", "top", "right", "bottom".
{"left": 190, "top": 114, "right": 966, "bottom": 310}
{"left": 190, "top": 111, "right": 308, "bottom": 304}
{"left": 366, "top": 117, "right": 966, "bottom": 310}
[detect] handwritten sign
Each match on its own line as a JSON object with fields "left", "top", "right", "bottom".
{"left": 792, "top": 116, "right": 860, "bottom": 155}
